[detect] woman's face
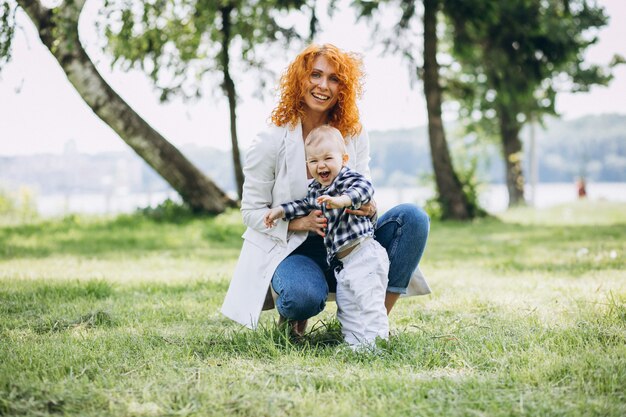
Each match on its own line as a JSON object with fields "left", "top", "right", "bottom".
{"left": 302, "top": 55, "right": 340, "bottom": 118}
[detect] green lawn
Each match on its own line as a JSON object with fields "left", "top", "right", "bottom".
{"left": 1, "top": 201, "right": 625, "bottom": 416}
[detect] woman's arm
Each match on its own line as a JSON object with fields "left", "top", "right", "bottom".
{"left": 346, "top": 129, "right": 377, "bottom": 218}
{"left": 353, "top": 129, "right": 372, "bottom": 180}
{"left": 240, "top": 132, "right": 289, "bottom": 241}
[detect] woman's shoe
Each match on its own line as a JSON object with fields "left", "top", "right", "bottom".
{"left": 293, "top": 319, "right": 308, "bottom": 337}
{"left": 278, "top": 316, "right": 308, "bottom": 337}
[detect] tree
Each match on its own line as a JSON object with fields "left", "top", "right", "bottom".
{"left": 444, "top": 0, "right": 616, "bottom": 206}
{"left": 354, "top": 0, "right": 473, "bottom": 219}
{"left": 422, "top": 0, "right": 471, "bottom": 219}
{"left": 101, "top": 0, "right": 309, "bottom": 200}
{"left": 0, "top": 0, "right": 15, "bottom": 68}
{"left": 1, "top": 0, "right": 237, "bottom": 214}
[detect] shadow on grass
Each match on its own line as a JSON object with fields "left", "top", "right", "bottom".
{"left": 33, "top": 310, "right": 117, "bottom": 334}
{"left": 1, "top": 280, "right": 113, "bottom": 316}
{"left": 190, "top": 318, "right": 346, "bottom": 360}
{"left": 0, "top": 213, "right": 246, "bottom": 260}
{"left": 1, "top": 279, "right": 230, "bottom": 332}
{"left": 190, "top": 317, "right": 489, "bottom": 367}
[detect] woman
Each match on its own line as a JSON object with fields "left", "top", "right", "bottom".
{"left": 221, "top": 43, "right": 430, "bottom": 332}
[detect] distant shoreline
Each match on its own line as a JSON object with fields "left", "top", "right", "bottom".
{"left": 25, "top": 182, "right": 626, "bottom": 217}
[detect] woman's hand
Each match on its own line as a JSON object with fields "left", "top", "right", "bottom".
{"left": 288, "top": 209, "right": 327, "bottom": 237}
{"left": 345, "top": 200, "right": 377, "bottom": 218}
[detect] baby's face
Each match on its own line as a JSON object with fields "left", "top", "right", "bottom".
{"left": 305, "top": 137, "right": 347, "bottom": 187}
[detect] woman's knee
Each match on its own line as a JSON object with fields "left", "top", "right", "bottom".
{"left": 393, "top": 204, "right": 430, "bottom": 252}
{"left": 377, "top": 203, "right": 429, "bottom": 240}
{"left": 395, "top": 203, "right": 430, "bottom": 232}
{"left": 377, "top": 204, "right": 429, "bottom": 292}
{"left": 276, "top": 287, "right": 326, "bottom": 320}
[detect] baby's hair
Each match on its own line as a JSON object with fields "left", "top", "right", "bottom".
{"left": 305, "top": 125, "right": 347, "bottom": 155}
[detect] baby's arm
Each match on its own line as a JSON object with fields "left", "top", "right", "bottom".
{"left": 317, "top": 194, "right": 352, "bottom": 209}
{"left": 335, "top": 171, "right": 375, "bottom": 210}
{"left": 265, "top": 195, "right": 315, "bottom": 228}
{"left": 264, "top": 206, "right": 286, "bottom": 228}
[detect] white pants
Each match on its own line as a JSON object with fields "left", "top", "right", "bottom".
{"left": 335, "top": 237, "right": 390, "bottom": 348}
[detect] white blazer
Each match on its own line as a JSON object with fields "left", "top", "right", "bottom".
{"left": 221, "top": 122, "right": 431, "bottom": 329}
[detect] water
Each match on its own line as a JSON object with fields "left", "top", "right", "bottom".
{"left": 34, "top": 183, "right": 626, "bottom": 217}
{"left": 372, "top": 182, "right": 626, "bottom": 213}
{"left": 36, "top": 190, "right": 181, "bottom": 217}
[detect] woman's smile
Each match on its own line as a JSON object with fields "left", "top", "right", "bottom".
{"left": 311, "top": 92, "right": 331, "bottom": 102}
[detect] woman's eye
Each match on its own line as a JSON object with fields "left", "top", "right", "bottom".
{"left": 311, "top": 72, "right": 321, "bottom": 78}
{"left": 330, "top": 76, "right": 340, "bottom": 83}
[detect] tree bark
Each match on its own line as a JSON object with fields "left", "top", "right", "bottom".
{"left": 423, "top": 0, "right": 471, "bottom": 220}
{"left": 498, "top": 107, "right": 526, "bottom": 206}
{"left": 17, "top": 0, "right": 237, "bottom": 214}
{"left": 220, "top": 5, "right": 244, "bottom": 201}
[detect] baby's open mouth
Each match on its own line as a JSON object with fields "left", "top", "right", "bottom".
{"left": 318, "top": 170, "right": 330, "bottom": 181}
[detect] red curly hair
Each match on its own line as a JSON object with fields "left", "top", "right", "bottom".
{"left": 270, "top": 44, "right": 365, "bottom": 138}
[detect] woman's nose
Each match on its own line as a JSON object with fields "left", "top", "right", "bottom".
{"left": 318, "top": 76, "right": 328, "bottom": 89}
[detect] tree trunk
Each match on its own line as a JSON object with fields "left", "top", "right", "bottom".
{"left": 423, "top": 0, "right": 471, "bottom": 220}
{"left": 498, "top": 107, "right": 526, "bottom": 206}
{"left": 220, "top": 5, "right": 244, "bottom": 201}
{"left": 17, "top": 0, "right": 237, "bottom": 214}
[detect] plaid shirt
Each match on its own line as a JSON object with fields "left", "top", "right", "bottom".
{"left": 281, "top": 167, "right": 375, "bottom": 264}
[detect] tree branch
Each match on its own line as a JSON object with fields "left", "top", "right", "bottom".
{"left": 15, "top": 0, "right": 236, "bottom": 213}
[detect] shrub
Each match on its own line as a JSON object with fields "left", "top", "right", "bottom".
{"left": 136, "top": 198, "right": 197, "bottom": 223}
{"left": 0, "top": 187, "right": 39, "bottom": 224}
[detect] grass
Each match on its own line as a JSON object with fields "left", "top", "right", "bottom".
{"left": 1, "top": 201, "right": 625, "bottom": 416}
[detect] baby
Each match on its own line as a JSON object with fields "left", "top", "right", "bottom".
{"left": 264, "top": 125, "right": 389, "bottom": 348}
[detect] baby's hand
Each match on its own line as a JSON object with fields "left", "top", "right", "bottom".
{"left": 317, "top": 195, "right": 350, "bottom": 209}
{"left": 264, "top": 207, "right": 283, "bottom": 228}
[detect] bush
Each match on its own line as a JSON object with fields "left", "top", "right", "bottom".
{"left": 136, "top": 198, "right": 197, "bottom": 223}
{"left": 422, "top": 161, "right": 487, "bottom": 221}
{"left": 0, "top": 187, "right": 39, "bottom": 224}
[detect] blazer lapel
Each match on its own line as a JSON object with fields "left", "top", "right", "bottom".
{"left": 284, "top": 122, "right": 308, "bottom": 201}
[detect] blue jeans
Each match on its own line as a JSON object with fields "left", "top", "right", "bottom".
{"left": 271, "top": 203, "right": 430, "bottom": 320}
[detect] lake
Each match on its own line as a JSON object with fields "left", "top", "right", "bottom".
{"left": 375, "top": 182, "right": 626, "bottom": 213}
{"left": 33, "top": 182, "right": 626, "bottom": 217}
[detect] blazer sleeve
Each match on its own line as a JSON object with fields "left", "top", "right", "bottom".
{"left": 240, "top": 131, "right": 289, "bottom": 242}
{"left": 353, "top": 130, "right": 372, "bottom": 181}
{"left": 350, "top": 128, "right": 379, "bottom": 224}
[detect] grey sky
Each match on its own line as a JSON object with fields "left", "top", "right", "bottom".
{"left": 0, "top": 0, "right": 624, "bottom": 156}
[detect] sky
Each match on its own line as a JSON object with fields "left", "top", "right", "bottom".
{"left": 0, "top": 0, "right": 624, "bottom": 156}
